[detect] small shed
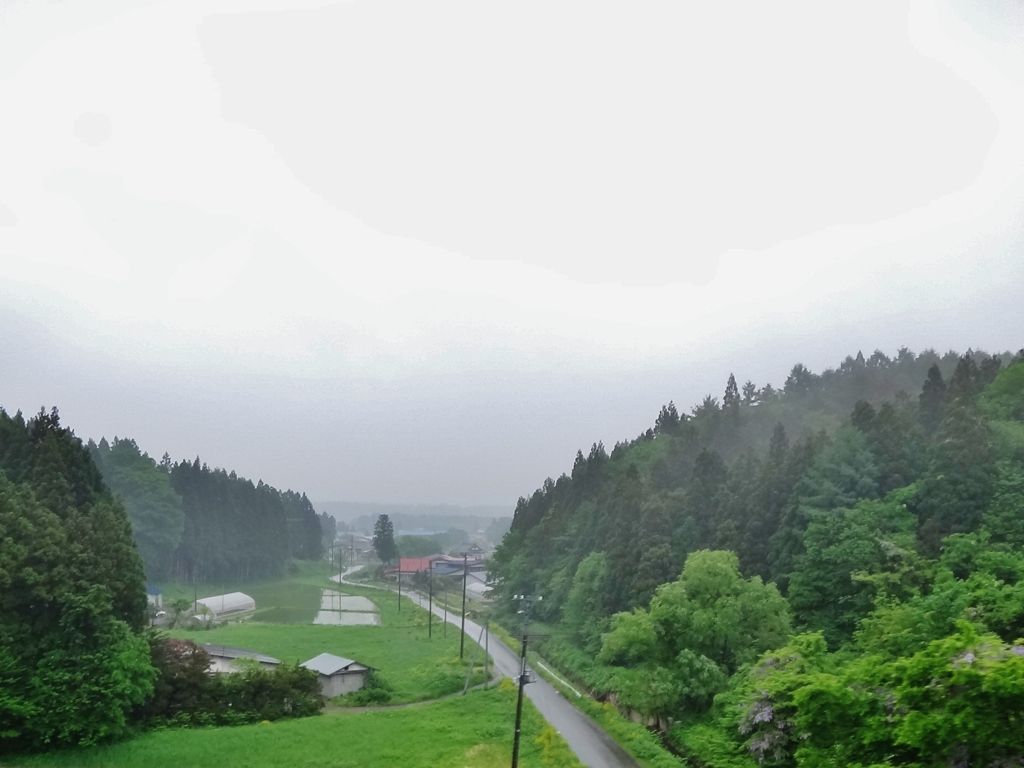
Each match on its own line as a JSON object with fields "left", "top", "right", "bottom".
{"left": 146, "top": 585, "right": 163, "bottom": 609}
{"left": 301, "top": 653, "right": 373, "bottom": 697}
{"left": 194, "top": 592, "right": 256, "bottom": 621}
{"left": 201, "top": 644, "right": 280, "bottom": 673}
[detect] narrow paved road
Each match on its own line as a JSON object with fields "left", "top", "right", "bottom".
{"left": 332, "top": 567, "right": 641, "bottom": 768}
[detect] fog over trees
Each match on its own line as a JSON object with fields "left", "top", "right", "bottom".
{"left": 491, "top": 347, "right": 1024, "bottom": 766}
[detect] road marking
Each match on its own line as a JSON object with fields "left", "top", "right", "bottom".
{"left": 535, "top": 661, "right": 582, "bottom": 697}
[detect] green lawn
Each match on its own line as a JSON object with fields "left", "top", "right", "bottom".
{"left": 165, "top": 562, "right": 488, "bottom": 703}
{"left": 9, "top": 687, "right": 580, "bottom": 768}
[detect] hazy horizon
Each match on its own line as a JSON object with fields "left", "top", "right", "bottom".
{"left": 2, "top": 0, "right": 1023, "bottom": 506}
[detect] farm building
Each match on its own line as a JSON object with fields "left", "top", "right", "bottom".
{"left": 201, "top": 644, "right": 280, "bottom": 673}
{"left": 194, "top": 591, "right": 256, "bottom": 621}
{"left": 146, "top": 585, "right": 163, "bottom": 608}
{"left": 301, "top": 653, "right": 373, "bottom": 697}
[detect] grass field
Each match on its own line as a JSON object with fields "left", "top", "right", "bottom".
{"left": 164, "top": 562, "right": 488, "bottom": 703}
{"left": 8, "top": 686, "right": 582, "bottom": 768}
{"left": 157, "top": 561, "right": 340, "bottom": 623}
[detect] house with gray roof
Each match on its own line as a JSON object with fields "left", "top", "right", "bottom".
{"left": 201, "top": 644, "right": 280, "bottom": 673}
{"left": 301, "top": 653, "right": 373, "bottom": 697}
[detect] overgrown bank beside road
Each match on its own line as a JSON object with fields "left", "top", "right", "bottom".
{"left": 7, "top": 685, "right": 580, "bottom": 768}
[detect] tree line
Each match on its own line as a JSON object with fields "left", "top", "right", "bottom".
{"left": 491, "top": 346, "right": 1024, "bottom": 766}
{"left": 0, "top": 407, "right": 324, "bottom": 752}
{"left": 88, "top": 437, "right": 323, "bottom": 582}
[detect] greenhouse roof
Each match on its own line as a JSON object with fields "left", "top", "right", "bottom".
{"left": 195, "top": 592, "right": 256, "bottom": 615}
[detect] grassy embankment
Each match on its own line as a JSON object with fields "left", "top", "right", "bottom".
{"left": 486, "top": 620, "right": 686, "bottom": 768}
{"left": 8, "top": 684, "right": 582, "bottom": 768}
{"left": 161, "top": 561, "right": 485, "bottom": 703}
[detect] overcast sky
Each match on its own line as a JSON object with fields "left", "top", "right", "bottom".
{"left": 1, "top": 0, "right": 1022, "bottom": 507}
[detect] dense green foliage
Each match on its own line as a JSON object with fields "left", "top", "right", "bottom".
{"left": 396, "top": 526, "right": 471, "bottom": 557}
{"left": 88, "top": 438, "right": 184, "bottom": 580}
{"left": 88, "top": 436, "right": 323, "bottom": 581}
{"left": 139, "top": 636, "right": 322, "bottom": 727}
{"left": 0, "top": 409, "right": 153, "bottom": 749}
{"left": 168, "top": 457, "right": 322, "bottom": 581}
{"left": 0, "top": 408, "right": 330, "bottom": 754}
{"left": 491, "top": 347, "right": 1024, "bottom": 766}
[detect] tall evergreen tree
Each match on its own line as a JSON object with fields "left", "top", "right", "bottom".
{"left": 916, "top": 401, "right": 996, "bottom": 554}
{"left": 723, "top": 374, "right": 740, "bottom": 414}
{"left": 372, "top": 514, "right": 398, "bottom": 565}
{"left": 741, "top": 380, "right": 758, "bottom": 405}
{"left": 919, "top": 364, "right": 946, "bottom": 434}
{"left": 654, "top": 402, "right": 681, "bottom": 435}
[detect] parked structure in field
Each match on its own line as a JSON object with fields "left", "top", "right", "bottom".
{"left": 300, "top": 653, "right": 373, "bottom": 697}
{"left": 201, "top": 644, "right": 280, "bottom": 673}
{"left": 193, "top": 591, "right": 256, "bottom": 621}
{"left": 146, "top": 585, "right": 163, "bottom": 609}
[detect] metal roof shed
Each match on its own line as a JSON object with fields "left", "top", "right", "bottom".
{"left": 301, "top": 653, "right": 373, "bottom": 698}
{"left": 201, "top": 644, "right": 280, "bottom": 673}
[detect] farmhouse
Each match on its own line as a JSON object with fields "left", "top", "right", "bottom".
{"left": 194, "top": 591, "right": 256, "bottom": 621}
{"left": 201, "top": 644, "right": 280, "bottom": 673}
{"left": 301, "top": 653, "right": 373, "bottom": 697}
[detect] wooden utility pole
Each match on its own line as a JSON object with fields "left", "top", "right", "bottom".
{"left": 460, "top": 553, "right": 468, "bottom": 659}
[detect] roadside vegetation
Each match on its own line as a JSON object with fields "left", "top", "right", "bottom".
{"left": 492, "top": 349, "right": 1024, "bottom": 767}
{"left": 7, "top": 685, "right": 580, "bottom": 768}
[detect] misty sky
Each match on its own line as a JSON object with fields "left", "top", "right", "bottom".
{"left": 1, "top": 0, "right": 1022, "bottom": 507}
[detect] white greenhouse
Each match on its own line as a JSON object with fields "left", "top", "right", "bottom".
{"left": 194, "top": 592, "right": 256, "bottom": 621}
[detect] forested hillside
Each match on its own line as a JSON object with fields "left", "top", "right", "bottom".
{"left": 491, "top": 347, "right": 1024, "bottom": 767}
{"left": 0, "top": 408, "right": 154, "bottom": 748}
{"left": 89, "top": 438, "right": 323, "bottom": 581}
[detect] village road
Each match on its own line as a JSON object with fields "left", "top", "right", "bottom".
{"left": 333, "top": 567, "right": 641, "bottom": 768}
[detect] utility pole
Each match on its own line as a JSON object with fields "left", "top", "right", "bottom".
{"left": 510, "top": 594, "right": 542, "bottom": 768}
{"left": 428, "top": 561, "right": 433, "bottom": 638}
{"left": 460, "top": 553, "right": 468, "bottom": 659}
{"left": 511, "top": 634, "right": 529, "bottom": 768}
{"left": 397, "top": 565, "right": 402, "bottom": 613}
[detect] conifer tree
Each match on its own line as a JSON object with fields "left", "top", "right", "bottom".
{"left": 916, "top": 401, "right": 996, "bottom": 554}
{"left": 372, "top": 514, "right": 398, "bottom": 565}
{"left": 654, "top": 401, "right": 680, "bottom": 434}
{"left": 919, "top": 364, "right": 946, "bottom": 434}
{"left": 723, "top": 374, "right": 740, "bottom": 413}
